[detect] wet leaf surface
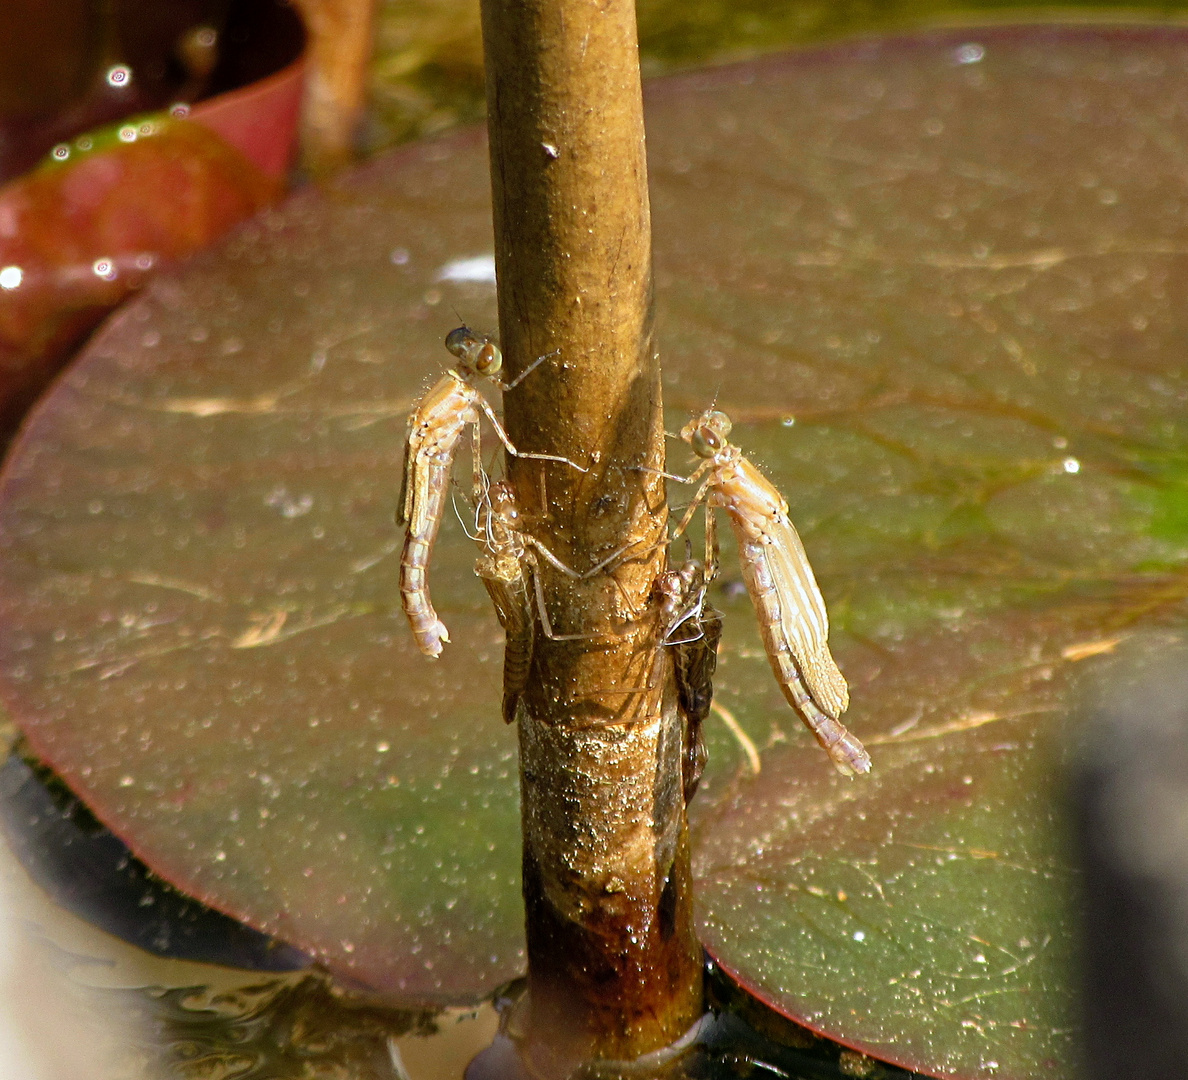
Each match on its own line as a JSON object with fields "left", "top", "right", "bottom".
{"left": 2, "top": 23, "right": 1188, "bottom": 1074}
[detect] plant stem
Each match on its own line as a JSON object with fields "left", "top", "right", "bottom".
{"left": 292, "top": 0, "right": 377, "bottom": 175}
{"left": 479, "top": 0, "right": 703, "bottom": 1069}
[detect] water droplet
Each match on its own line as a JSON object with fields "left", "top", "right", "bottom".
{"left": 954, "top": 42, "right": 985, "bottom": 65}
{"left": 106, "top": 64, "right": 132, "bottom": 87}
{"left": 0, "top": 266, "right": 22, "bottom": 290}
{"left": 52, "top": 144, "right": 70, "bottom": 161}
{"left": 119, "top": 775, "right": 135, "bottom": 787}
{"left": 389, "top": 247, "right": 410, "bottom": 266}
{"left": 1063, "top": 457, "right": 1081, "bottom": 474}
{"left": 376, "top": 740, "right": 390, "bottom": 753}
{"left": 92, "top": 258, "right": 116, "bottom": 281}
{"left": 853, "top": 930, "right": 866, "bottom": 942}
{"left": 118, "top": 125, "right": 137, "bottom": 143}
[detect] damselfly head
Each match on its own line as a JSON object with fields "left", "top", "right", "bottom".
{"left": 444, "top": 325, "right": 475, "bottom": 358}
{"left": 488, "top": 479, "right": 519, "bottom": 524}
{"left": 682, "top": 409, "right": 732, "bottom": 458}
{"left": 653, "top": 569, "right": 684, "bottom": 613}
{"left": 444, "top": 326, "right": 503, "bottom": 379}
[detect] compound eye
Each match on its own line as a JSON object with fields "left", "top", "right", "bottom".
{"left": 476, "top": 342, "right": 503, "bottom": 377}
{"left": 690, "top": 426, "right": 720, "bottom": 457}
{"left": 444, "top": 326, "right": 471, "bottom": 359}
{"left": 682, "top": 408, "right": 732, "bottom": 456}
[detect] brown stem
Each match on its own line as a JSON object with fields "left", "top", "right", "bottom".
{"left": 479, "top": 0, "right": 703, "bottom": 1069}
{"left": 291, "top": 0, "right": 377, "bottom": 175}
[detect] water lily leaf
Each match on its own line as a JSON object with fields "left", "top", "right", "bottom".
{"left": 666, "top": 26, "right": 1188, "bottom": 1080}
{"left": 2, "top": 23, "right": 1188, "bottom": 1075}
{"left": 0, "top": 89, "right": 293, "bottom": 438}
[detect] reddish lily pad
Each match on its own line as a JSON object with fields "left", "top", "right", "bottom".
{"left": 0, "top": 52, "right": 301, "bottom": 439}
{"left": 1, "top": 23, "right": 1188, "bottom": 1073}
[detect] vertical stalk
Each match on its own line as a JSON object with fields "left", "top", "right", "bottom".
{"left": 479, "top": 0, "right": 703, "bottom": 1071}
{"left": 292, "top": 0, "right": 377, "bottom": 175}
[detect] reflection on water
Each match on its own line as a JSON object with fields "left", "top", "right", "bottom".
{"left": 466, "top": 973, "right": 926, "bottom": 1080}
{"left": 105, "top": 978, "right": 441, "bottom": 1080}
{"left": 0, "top": 734, "right": 497, "bottom": 1080}
{"left": 0, "top": 834, "right": 497, "bottom": 1080}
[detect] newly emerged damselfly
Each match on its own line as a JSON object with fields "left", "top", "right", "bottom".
{"left": 665, "top": 409, "right": 871, "bottom": 777}
{"left": 397, "top": 327, "right": 585, "bottom": 658}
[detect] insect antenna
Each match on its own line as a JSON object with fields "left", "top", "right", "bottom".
{"left": 450, "top": 487, "right": 483, "bottom": 543}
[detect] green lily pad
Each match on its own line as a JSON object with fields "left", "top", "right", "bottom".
{"left": 2, "top": 23, "right": 1188, "bottom": 1074}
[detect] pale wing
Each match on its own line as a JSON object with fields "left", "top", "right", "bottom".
{"left": 407, "top": 460, "right": 449, "bottom": 539}
{"left": 395, "top": 417, "right": 415, "bottom": 526}
{"left": 763, "top": 512, "right": 849, "bottom": 717}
